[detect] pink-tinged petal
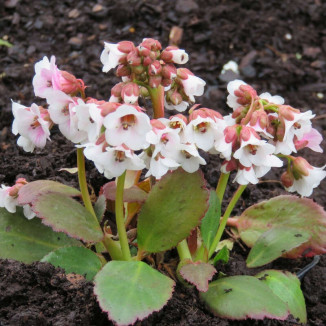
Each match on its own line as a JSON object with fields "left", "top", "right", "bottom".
{"left": 260, "top": 92, "right": 284, "bottom": 105}
{"left": 17, "top": 136, "right": 35, "bottom": 153}
{"left": 297, "top": 128, "right": 323, "bottom": 153}
{"left": 23, "top": 205, "right": 36, "bottom": 220}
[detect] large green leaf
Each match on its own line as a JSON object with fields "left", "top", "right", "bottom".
{"left": 237, "top": 195, "right": 326, "bottom": 258}
{"left": 200, "top": 191, "right": 221, "bottom": 250}
{"left": 137, "top": 169, "right": 209, "bottom": 253}
{"left": 246, "top": 227, "right": 310, "bottom": 267}
{"left": 179, "top": 261, "right": 216, "bottom": 292}
{"left": 18, "top": 180, "right": 80, "bottom": 205}
{"left": 200, "top": 275, "right": 289, "bottom": 320}
{"left": 0, "top": 207, "right": 80, "bottom": 263}
{"left": 41, "top": 246, "right": 102, "bottom": 280}
{"left": 255, "top": 270, "right": 307, "bottom": 324}
{"left": 94, "top": 261, "right": 175, "bottom": 326}
{"left": 33, "top": 192, "right": 103, "bottom": 243}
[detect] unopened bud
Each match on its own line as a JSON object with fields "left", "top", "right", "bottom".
{"left": 281, "top": 170, "right": 294, "bottom": 188}
{"left": 278, "top": 105, "right": 296, "bottom": 121}
{"left": 161, "top": 78, "right": 172, "bottom": 87}
{"left": 116, "top": 64, "right": 131, "bottom": 77}
{"left": 250, "top": 110, "right": 268, "bottom": 129}
{"left": 224, "top": 126, "right": 238, "bottom": 144}
{"left": 138, "top": 45, "right": 150, "bottom": 57}
{"left": 161, "top": 46, "right": 188, "bottom": 64}
{"left": 292, "top": 157, "right": 311, "bottom": 178}
{"left": 127, "top": 50, "right": 141, "bottom": 66}
{"left": 100, "top": 102, "right": 120, "bottom": 117}
{"left": 139, "top": 86, "right": 149, "bottom": 98}
{"left": 234, "top": 84, "right": 257, "bottom": 106}
{"left": 121, "top": 82, "right": 139, "bottom": 104}
{"left": 60, "top": 71, "right": 85, "bottom": 95}
{"left": 170, "top": 91, "right": 182, "bottom": 106}
{"left": 140, "top": 38, "right": 162, "bottom": 51}
{"left": 143, "top": 56, "right": 154, "bottom": 67}
{"left": 149, "top": 60, "right": 162, "bottom": 76}
{"left": 149, "top": 75, "right": 162, "bottom": 88}
{"left": 162, "top": 64, "right": 177, "bottom": 79}
{"left": 117, "top": 41, "right": 135, "bottom": 54}
{"left": 111, "top": 82, "right": 124, "bottom": 98}
{"left": 131, "top": 65, "right": 145, "bottom": 75}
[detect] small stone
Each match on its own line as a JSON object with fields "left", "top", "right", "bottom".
{"left": 303, "top": 47, "right": 321, "bottom": 59}
{"left": 68, "top": 36, "right": 83, "bottom": 49}
{"left": 284, "top": 33, "right": 292, "bottom": 40}
{"left": 92, "top": 4, "right": 103, "bottom": 12}
{"left": 4, "top": 0, "right": 19, "bottom": 8}
{"left": 175, "top": 0, "right": 198, "bottom": 14}
{"left": 311, "top": 60, "right": 326, "bottom": 69}
{"left": 98, "top": 23, "right": 108, "bottom": 31}
{"left": 68, "top": 9, "right": 80, "bottom": 18}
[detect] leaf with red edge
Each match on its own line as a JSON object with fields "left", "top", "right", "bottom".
{"left": 179, "top": 261, "right": 216, "bottom": 292}
{"left": 18, "top": 180, "right": 80, "bottom": 205}
{"left": 200, "top": 275, "right": 289, "bottom": 320}
{"left": 94, "top": 261, "right": 175, "bottom": 326}
{"left": 236, "top": 195, "right": 326, "bottom": 258}
{"left": 137, "top": 169, "right": 209, "bottom": 253}
{"left": 33, "top": 192, "right": 103, "bottom": 243}
{"left": 102, "top": 181, "right": 148, "bottom": 202}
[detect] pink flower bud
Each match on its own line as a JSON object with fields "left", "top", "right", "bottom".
{"left": 149, "top": 75, "right": 162, "bottom": 88}
{"left": 111, "top": 82, "right": 124, "bottom": 98}
{"left": 221, "top": 158, "right": 238, "bottom": 173}
{"left": 100, "top": 102, "right": 120, "bottom": 117}
{"left": 60, "top": 71, "right": 86, "bottom": 95}
{"left": 127, "top": 50, "right": 141, "bottom": 66}
{"left": 292, "top": 157, "right": 311, "bottom": 178}
{"left": 138, "top": 45, "right": 151, "bottom": 57}
{"left": 170, "top": 90, "right": 183, "bottom": 106}
{"left": 278, "top": 105, "right": 297, "bottom": 121}
{"left": 162, "top": 64, "right": 177, "bottom": 79}
{"left": 117, "top": 41, "right": 135, "bottom": 54}
{"left": 161, "top": 46, "right": 189, "bottom": 64}
{"left": 161, "top": 78, "right": 172, "bottom": 87}
{"left": 149, "top": 60, "right": 162, "bottom": 76}
{"left": 234, "top": 84, "right": 257, "bottom": 106}
{"left": 140, "top": 38, "right": 162, "bottom": 51}
{"left": 281, "top": 170, "right": 294, "bottom": 188}
{"left": 121, "top": 82, "right": 140, "bottom": 104}
{"left": 224, "top": 126, "right": 238, "bottom": 144}
{"left": 116, "top": 64, "right": 131, "bottom": 77}
{"left": 250, "top": 110, "right": 269, "bottom": 130}
{"left": 177, "top": 68, "right": 193, "bottom": 80}
{"left": 143, "top": 56, "right": 154, "bottom": 67}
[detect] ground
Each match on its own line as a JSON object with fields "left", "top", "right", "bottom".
{"left": 0, "top": 0, "right": 326, "bottom": 325}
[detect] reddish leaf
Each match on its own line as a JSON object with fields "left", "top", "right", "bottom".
{"left": 179, "top": 261, "right": 216, "bottom": 292}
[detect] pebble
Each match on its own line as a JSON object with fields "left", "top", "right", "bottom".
{"left": 175, "top": 0, "right": 198, "bottom": 14}
{"left": 68, "top": 36, "right": 83, "bottom": 49}
{"left": 68, "top": 9, "right": 80, "bottom": 19}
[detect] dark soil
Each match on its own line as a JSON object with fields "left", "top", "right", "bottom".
{"left": 0, "top": 0, "right": 326, "bottom": 325}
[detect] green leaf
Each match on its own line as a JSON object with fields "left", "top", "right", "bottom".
{"left": 255, "top": 270, "right": 307, "bottom": 324}
{"left": 200, "top": 275, "right": 289, "bottom": 320}
{"left": 18, "top": 180, "right": 80, "bottom": 205}
{"left": 179, "top": 261, "right": 216, "bottom": 292}
{"left": 200, "top": 191, "right": 221, "bottom": 250}
{"left": 246, "top": 227, "right": 310, "bottom": 268}
{"left": 94, "top": 261, "right": 175, "bottom": 326}
{"left": 33, "top": 192, "right": 103, "bottom": 243}
{"left": 213, "top": 245, "right": 230, "bottom": 265}
{"left": 137, "top": 169, "right": 209, "bottom": 253}
{"left": 41, "top": 246, "right": 102, "bottom": 280}
{"left": 237, "top": 195, "right": 326, "bottom": 258}
{"left": 94, "top": 194, "right": 106, "bottom": 223}
{"left": 0, "top": 39, "right": 13, "bottom": 47}
{"left": 0, "top": 207, "right": 80, "bottom": 263}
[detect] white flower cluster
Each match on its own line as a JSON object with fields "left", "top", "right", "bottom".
{"left": 9, "top": 41, "right": 325, "bottom": 200}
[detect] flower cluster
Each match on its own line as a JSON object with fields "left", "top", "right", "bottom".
{"left": 8, "top": 38, "right": 325, "bottom": 205}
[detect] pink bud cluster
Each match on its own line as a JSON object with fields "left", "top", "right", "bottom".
{"left": 10, "top": 39, "right": 325, "bottom": 200}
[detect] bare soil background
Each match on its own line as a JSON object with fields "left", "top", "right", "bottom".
{"left": 0, "top": 0, "right": 325, "bottom": 325}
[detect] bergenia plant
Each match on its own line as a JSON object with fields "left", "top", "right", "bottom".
{"left": 1, "top": 37, "right": 326, "bottom": 325}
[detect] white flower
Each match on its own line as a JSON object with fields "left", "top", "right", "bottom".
{"left": 47, "top": 91, "right": 87, "bottom": 143}
{"left": 32, "top": 56, "right": 61, "bottom": 98}
{"left": 234, "top": 130, "right": 283, "bottom": 169}
{"left": 221, "top": 60, "right": 239, "bottom": 74}
{"left": 185, "top": 116, "right": 218, "bottom": 151}
{"left": 286, "top": 165, "right": 326, "bottom": 197}
{"left": 164, "top": 97, "right": 189, "bottom": 112}
{"left": 169, "top": 49, "right": 189, "bottom": 64}
{"left": 260, "top": 92, "right": 284, "bottom": 105}
{"left": 181, "top": 74, "right": 206, "bottom": 102}
{"left": 234, "top": 166, "right": 259, "bottom": 185}
{"left": 100, "top": 42, "right": 126, "bottom": 73}
{"left": 12, "top": 102, "right": 51, "bottom": 153}
{"left": 274, "top": 110, "right": 315, "bottom": 155}
{"left": 172, "top": 143, "right": 206, "bottom": 173}
{"left": 104, "top": 104, "right": 151, "bottom": 150}
{"left": 74, "top": 99, "right": 103, "bottom": 142}
{"left": 84, "top": 143, "right": 145, "bottom": 179}
{"left": 0, "top": 185, "right": 35, "bottom": 219}
{"left": 141, "top": 151, "right": 179, "bottom": 179}
{"left": 226, "top": 79, "right": 247, "bottom": 110}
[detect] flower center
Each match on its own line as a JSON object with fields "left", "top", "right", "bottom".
{"left": 120, "top": 114, "right": 136, "bottom": 130}
{"left": 115, "top": 151, "right": 126, "bottom": 162}
{"left": 195, "top": 122, "right": 209, "bottom": 133}
{"left": 248, "top": 144, "right": 258, "bottom": 155}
